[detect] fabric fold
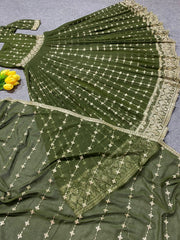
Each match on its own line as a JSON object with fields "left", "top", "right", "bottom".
{"left": 59, "top": 136, "right": 159, "bottom": 216}
{"left": 0, "top": 99, "right": 160, "bottom": 217}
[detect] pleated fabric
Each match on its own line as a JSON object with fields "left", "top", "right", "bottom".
{"left": 23, "top": 0, "right": 179, "bottom": 134}
{"left": 25, "top": 3, "right": 160, "bottom": 130}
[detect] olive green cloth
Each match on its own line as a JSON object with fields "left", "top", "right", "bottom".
{"left": 0, "top": 0, "right": 180, "bottom": 239}
{"left": 0, "top": 99, "right": 180, "bottom": 240}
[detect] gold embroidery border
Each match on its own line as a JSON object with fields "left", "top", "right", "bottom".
{"left": 16, "top": 35, "right": 44, "bottom": 67}
{"left": 121, "top": 0, "right": 180, "bottom": 141}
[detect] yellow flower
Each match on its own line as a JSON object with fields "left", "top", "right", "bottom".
{"left": 3, "top": 83, "right": 14, "bottom": 91}
{"left": 12, "top": 74, "right": 20, "bottom": 81}
{"left": 7, "top": 71, "right": 16, "bottom": 76}
{"left": 5, "top": 76, "right": 17, "bottom": 85}
{"left": 0, "top": 69, "right": 21, "bottom": 91}
{"left": 13, "top": 81, "right": 20, "bottom": 86}
{"left": 1, "top": 69, "right": 10, "bottom": 75}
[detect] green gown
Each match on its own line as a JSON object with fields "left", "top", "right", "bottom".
{"left": 0, "top": 0, "right": 180, "bottom": 239}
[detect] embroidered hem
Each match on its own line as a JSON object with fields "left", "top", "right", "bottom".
{"left": 122, "top": 0, "right": 180, "bottom": 141}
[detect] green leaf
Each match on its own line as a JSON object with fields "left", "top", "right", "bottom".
{"left": 0, "top": 74, "right": 6, "bottom": 81}
{"left": 0, "top": 83, "right": 4, "bottom": 90}
{"left": 1, "top": 73, "right": 6, "bottom": 79}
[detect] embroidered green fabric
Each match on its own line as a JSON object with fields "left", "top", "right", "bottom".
{"left": 0, "top": 98, "right": 179, "bottom": 240}
{"left": 0, "top": 99, "right": 159, "bottom": 216}
{"left": 0, "top": 0, "right": 180, "bottom": 239}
